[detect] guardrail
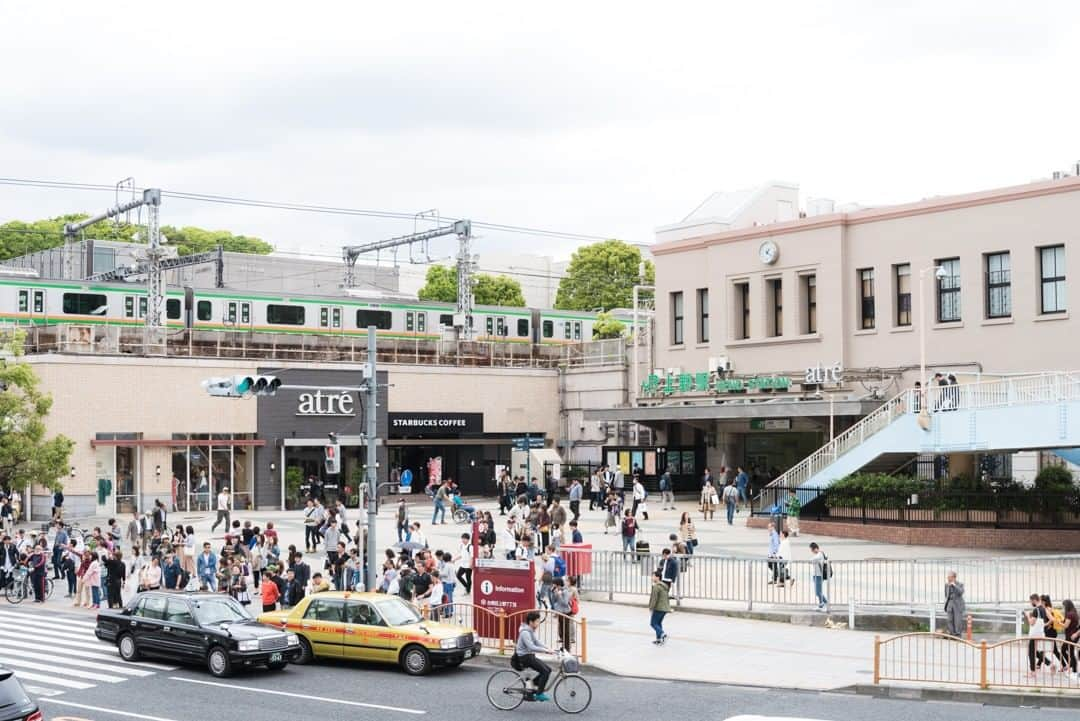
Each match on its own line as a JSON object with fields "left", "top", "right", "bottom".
{"left": 426, "top": 602, "right": 587, "bottom": 662}
{"left": 576, "top": 549, "right": 1080, "bottom": 612}
{"left": 15, "top": 324, "right": 628, "bottom": 369}
{"left": 875, "top": 633, "right": 1080, "bottom": 691}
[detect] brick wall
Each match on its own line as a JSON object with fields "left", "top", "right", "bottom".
{"left": 746, "top": 516, "right": 1080, "bottom": 551}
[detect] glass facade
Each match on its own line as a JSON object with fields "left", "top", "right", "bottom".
{"left": 169, "top": 434, "right": 255, "bottom": 512}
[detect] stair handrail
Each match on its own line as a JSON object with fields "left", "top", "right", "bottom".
{"left": 761, "top": 370, "right": 1080, "bottom": 504}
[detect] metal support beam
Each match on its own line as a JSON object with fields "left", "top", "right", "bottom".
{"left": 85, "top": 246, "right": 225, "bottom": 284}
{"left": 63, "top": 192, "right": 155, "bottom": 280}
{"left": 144, "top": 190, "right": 165, "bottom": 328}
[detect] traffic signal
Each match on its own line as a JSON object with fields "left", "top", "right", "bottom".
{"left": 324, "top": 444, "right": 340, "bottom": 474}
{"left": 201, "top": 374, "right": 281, "bottom": 398}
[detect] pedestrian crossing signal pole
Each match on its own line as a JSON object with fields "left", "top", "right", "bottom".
{"left": 365, "top": 325, "right": 379, "bottom": 593}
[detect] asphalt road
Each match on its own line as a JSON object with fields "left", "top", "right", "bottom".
{"left": 1, "top": 607, "right": 1073, "bottom": 721}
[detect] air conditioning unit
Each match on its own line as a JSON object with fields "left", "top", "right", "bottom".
{"left": 710, "top": 356, "right": 732, "bottom": 373}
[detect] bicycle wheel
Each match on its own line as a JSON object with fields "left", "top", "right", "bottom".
{"left": 5, "top": 580, "right": 26, "bottom": 604}
{"left": 486, "top": 670, "right": 526, "bottom": 711}
{"left": 553, "top": 674, "right": 592, "bottom": 714}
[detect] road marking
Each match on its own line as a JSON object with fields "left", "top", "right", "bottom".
{"left": 0, "top": 627, "right": 177, "bottom": 669}
{"left": 0, "top": 635, "right": 173, "bottom": 670}
{"left": 169, "top": 677, "right": 428, "bottom": 714}
{"left": 0, "top": 608, "right": 97, "bottom": 629}
{"left": 0, "top": 647, "right": 154, "bottom": 675}
{"left": 40, "top": 699, "right": 185, "bottom": 721}
{"left": 0, "top": 654, "right": 127, "bottom": 683}
{"left": 5, "top": 671, "right": 93, "bottom": 690}
{"left": 22, "top": 685, "right": 66, "bottom": 697}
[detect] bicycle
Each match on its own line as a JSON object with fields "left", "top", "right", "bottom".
{"left": 486, "top": 650, "right": 592, "bottom": 714}
{"left": 3, "top": 568, "right": 54, "bottom": 604}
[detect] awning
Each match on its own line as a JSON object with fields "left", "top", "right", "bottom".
{"left": 91, "top": 438, "right": 266, "bottom": 448}
{"left": 528, "top": 448, "right": 564, "bottom": 479}
{"left": 582, "top": 398, "right": 882, "bottom": 423}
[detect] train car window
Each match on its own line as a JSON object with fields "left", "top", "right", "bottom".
{"left": 356, "top": 309, "right": 392, "bottom": 330}
{"left": 517, "top": 319, "right": 529, "bottom": 337}
{"left": 124, "top": 296, "right": 135, "bottom": 318}
{"left": 319, "top": 307, "right": 329, "bottom": 328}
{"left": 166, "top": 299, "right": 181, "bottom": 320}
{"left": 417, "top": 312, "right": 426, "bottom": 333}
{"left": 197, "top": 300, "right": 212, "bottom": 321}
{"left": 241, "top": 303, "right": 251, "bottom": 324}
{"left": 485, "top": 317, "right": 494, "bottom": 335}
{"left": 496, "top": 317, "right": 506, "bottom": 336}
{"left": 543, "top": 320, "right": 553, "bottom": 338}
{"left": 63, "top": 293, "right": 107, "bottom": 315}
{"left": 18, "top": 290, "right": 28, "bottom": 313}
{"left": 227, "top": 302, "right": 237, "bottom": 323}
{"left": 139, "top": 297, "right": 148, "bottom": 318}
{"left": 564, "top": 321, "right": 572, "bottom": 339}
{"left": 574, "top": 321, "right": 582, "bottom": 340}
{"left": 267, "top": 304, "right": 306, "bottom": 325}
{"left": 439, "top": 313, "right": 454, "bottom": 327}
{"left": 406, "top": 312, "right": 414, "bottom": 332}
{"left": 32, "top": 291, "right": 43, "bottom": 313}
{"left": 331, "top": 307, "right": 341, "bottom": 328}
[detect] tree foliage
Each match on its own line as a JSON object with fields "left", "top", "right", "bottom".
{"left": 0, "top": 330, "right": 74, "bottom": 494}
{"left": 555, "top": 239, "right": 655, "bottom": 312}
{"left": 0, "top": 214, "right": 273, "bottom": 261}
{"left": 592, "top": 311, "right": 626, "bottom": 339}
{"left": 417, "top": 265, "right": 526, "bottom": 307}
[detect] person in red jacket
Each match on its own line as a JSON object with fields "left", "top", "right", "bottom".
{"left": 261, "top": 569, "right": 281, "bottom": 612}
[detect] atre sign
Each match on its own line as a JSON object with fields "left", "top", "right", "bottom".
{"left": 296, "top": 390, "right": 355, "bottom": 417}
{"left": 805, "top": 362, "right": 843, "bottom": 385}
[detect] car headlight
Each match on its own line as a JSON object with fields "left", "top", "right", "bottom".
{"left": 439, "top": 638, "right": 457, "bottom": 649}
{"left": 286, "top": 634, "right": 300, "bottom": 646}
{"left": 238, "top": 640, "right": 259, "bottom": 652}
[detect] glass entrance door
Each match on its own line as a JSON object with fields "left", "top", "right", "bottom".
{"left": 211, "top": 447, "right": 232, "bottom": 513}
{"left": 115, "top": 446, "right": 138, "bottom": 515}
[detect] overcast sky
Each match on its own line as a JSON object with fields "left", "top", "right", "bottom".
{"left": 1, "top": 1, "right": 1077, "bottom": 263}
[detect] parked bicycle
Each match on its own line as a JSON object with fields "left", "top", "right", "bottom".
{"left": 486, "top": 650, "right": 592, "bottom": 714}
{"left": 3, "top": 568, "right": 54, "bottom": 604}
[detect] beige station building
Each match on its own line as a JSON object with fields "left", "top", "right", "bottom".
{"left": 586, "top": 175, "right": 1079, "bottom": 489}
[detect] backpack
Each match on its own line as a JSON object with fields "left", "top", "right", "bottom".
{"left": 569, "top": 594, "right": 580, "bottom": 616}
{"left": 821, "top": 554, "right": 833, "bottom": 581}
{"left": 1051, "top": 607, "right": 1066, "bottom": 633}
{"left": 553, "top": 556, "right": 567, "bottom": 578}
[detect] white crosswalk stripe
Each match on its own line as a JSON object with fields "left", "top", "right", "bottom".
{"left": 0, "top": 608, "right": 178, "bottom": 697}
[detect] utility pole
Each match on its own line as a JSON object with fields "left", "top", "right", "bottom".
{"left": 364, "top": 326, "right": 379, "bottom": 592}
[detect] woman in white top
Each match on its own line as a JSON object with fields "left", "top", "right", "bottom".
{"left": 182, "top": 526, "right": 197, "bottom": 576}
{"left": 139, "top": 556, "right": 163, "bottom": 591}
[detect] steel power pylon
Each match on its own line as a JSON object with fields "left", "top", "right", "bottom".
{"left": 342, "top": 219, "right": 475, "bottom": 339}
{"left": 63, "top": 187, "right": 167, "bottom": 328}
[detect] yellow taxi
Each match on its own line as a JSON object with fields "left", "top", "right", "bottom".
{"left": 257, "top": 591, "right": 481, "bottom": 675}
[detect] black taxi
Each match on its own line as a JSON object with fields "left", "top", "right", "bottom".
{"left": 95, "top": 591, "right": 302, "bottom": 677}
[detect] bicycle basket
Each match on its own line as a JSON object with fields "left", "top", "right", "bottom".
{"left": 560, "top": 656, "right": 580, "bottom": 674}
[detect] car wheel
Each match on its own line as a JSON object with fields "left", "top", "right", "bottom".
{"left": 400, "top": 645, "right": 432, "bottom": 676}
{"left": 266, "top": 661, "right": 288, "bottom": 671}
{"left": 118, "top": 633, "right": 141, "bottom": 662}
{"left": 293, "top": 637, "right": 315, "bottom": 665}
{"left": 207, "top": 646, "right": 233, "bottom": 678}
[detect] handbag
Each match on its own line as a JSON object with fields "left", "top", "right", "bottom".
{"left": 1029, "top": 612, "right": 1046, "bottom": 638}
{"left": 690, "top": 538, "right": 699, "bottom": 547}
{"left": 709, "top": 493, "right": 720, "bottom": 505}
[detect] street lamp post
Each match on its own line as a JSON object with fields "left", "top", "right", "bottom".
{"left": 918, "top": 265, "right": 948, "bottom": 430}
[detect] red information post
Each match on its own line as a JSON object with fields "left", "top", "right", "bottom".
{"left": 472, "top": 558, "right": 535, "bottom": 642}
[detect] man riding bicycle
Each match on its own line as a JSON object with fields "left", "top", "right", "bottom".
{"left": 512, "top": 611, "right": 553, "bottom": 702}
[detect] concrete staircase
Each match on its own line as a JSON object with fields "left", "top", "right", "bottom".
{"left": 760, "top": 372, "right": 1080, "bottom": 503}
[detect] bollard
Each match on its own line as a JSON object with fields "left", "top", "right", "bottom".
{"left": 966, "top": 614, "right": 973, "bottom": 642}
{"left": 873, "top": 635, "right": 880, "bottom": 685}
{"left": 848, "top": 599, "right": 855, "bottom": 630}
{"left": 928, "top": 605, "right": 936, "bottom": 634}
{"left": 580, "top": 617, "right": 588, "bottom": 664}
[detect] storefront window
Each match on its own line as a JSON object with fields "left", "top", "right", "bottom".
{"left": 211, "top": 447, "right": 232, "bottom": 509}
{"left": 115, "top": 446, "right": 138, "bottom": 515}
{"left": 95, "top": 445, "right": 115, "bottom": 515}
{"left": 232, "top": 446, "right": 252, "bottom": 511}
{"left": 172, "top": 448, "right": 189, "bottom": 512}
{"left": 190, "top": 445, "right": 211, "bottom": 511}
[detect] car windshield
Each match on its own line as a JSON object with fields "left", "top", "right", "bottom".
{"left": 192, "top": 597, "right": 253, "bottom": 626}
{"left": 376, "top": 598, "right": 423, "bottom": 626}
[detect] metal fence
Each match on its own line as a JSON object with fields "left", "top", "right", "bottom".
{"left": 426, "top": 602, "right": 586, "bottom": 661}
{"left": 875, "top": 633, "right": 1080, "bottom": 691}
{"left": 16, "top": 324, "right": 627, "bottom": 369}
{"left": 752, "top": 485, "right": 1080, "bottom": 529}
{"left": 576, "top": 549, "right": 1080, "bottom": 612}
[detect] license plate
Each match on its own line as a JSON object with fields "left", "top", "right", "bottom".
{"left": 269, "top": 652, "right": 283, "bottom": 663}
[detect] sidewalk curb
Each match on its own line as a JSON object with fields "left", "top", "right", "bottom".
{"left": 473, "top": 649, "right": 615, "bottom": 676}
{"left": 845, "top": 683, "right": 1080, "bottom": 708}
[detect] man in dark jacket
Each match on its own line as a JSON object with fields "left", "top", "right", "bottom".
{"left": 658, "top": 548, "right": 680, "bottom": 595}
{"left": 292, "top": 553, "right": 311, "bottom": 589}
{"left": 52, "top": 489, "right": 65, "bottom": 521}
{"left": 162, "top": 554, "right": 182, "bottom": 590}
{"left": 281, "top": 569, "right": 305, "bottom": 609}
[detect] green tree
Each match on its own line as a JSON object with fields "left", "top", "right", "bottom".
{"left": 0, "top": 330, "right": 75, "bottom": 495}
{"left": 473, "top": 274, "right": 526, "bottom": 307}
{"left": 416, "top": 265, "right": 458, "bottom": 303}
{"left": 591, "top": 311, "right": 626, "bottom": 339}
{"left": 0, "top": 214, "right": 272, "bottom": 261}
{"left": 417, "top": 265, "right": 526, "bottom": 307}
{"left": 555, "top": 239, "right": 654, "bottom": 311}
